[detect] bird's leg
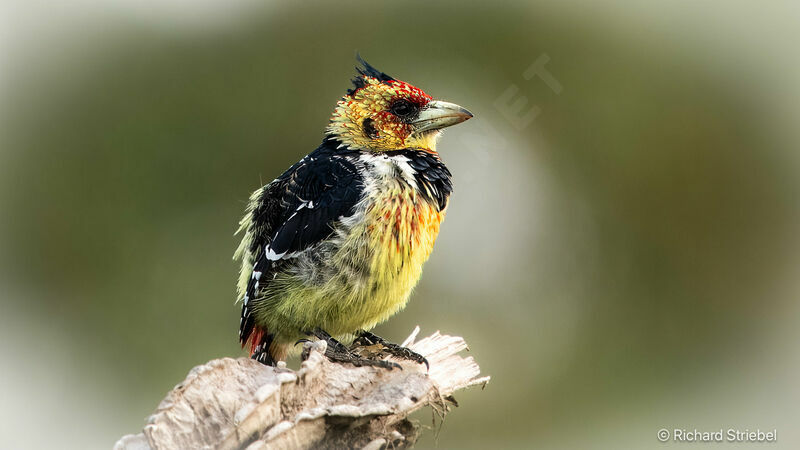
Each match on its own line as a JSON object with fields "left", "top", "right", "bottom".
{"left": 303, "top": 328, "right": 401, "bottom": 370}
{"left": 352, "top": 330, "right": 429, "bottom": 370}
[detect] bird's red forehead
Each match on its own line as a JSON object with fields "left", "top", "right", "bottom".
{"left": 348, "top": 76, "right": 432, "bottom": 105}
{"left": 386, "top": 80, "right": 433, "bottom": 105}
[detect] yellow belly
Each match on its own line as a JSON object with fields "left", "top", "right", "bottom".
{"left": 261, "top": 183, "right": 446, "bottom": 341}
{"left": 361, "top": 186, "right": 445, "bottom": 323}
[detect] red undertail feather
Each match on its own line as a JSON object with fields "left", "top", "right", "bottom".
{"left": 248, "top": 327, "right": 266, "bottom": 356}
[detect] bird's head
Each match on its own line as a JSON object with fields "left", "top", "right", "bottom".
{"left": 327, "top": 56, "right": 473, "bottom": 152}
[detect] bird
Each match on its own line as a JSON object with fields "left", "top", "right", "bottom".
{"left": 234, "top": 56, "right": 472, "bottom": 369}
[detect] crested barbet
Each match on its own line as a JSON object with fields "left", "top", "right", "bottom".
{"left": 234, "top": 56, "right": 472, "bottom": 369}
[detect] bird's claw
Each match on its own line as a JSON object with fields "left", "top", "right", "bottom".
{"left": 303, "top": 328, "right": 402, "bottom": 370}
{"left": 353, "top": 330, "right": 429, "bottom": 371}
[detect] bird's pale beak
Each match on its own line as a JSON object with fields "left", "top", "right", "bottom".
{"left": 412, "top": 100, "right": 473, "bottom": 134}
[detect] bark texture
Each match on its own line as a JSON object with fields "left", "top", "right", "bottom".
{"left": 114, "top": 328, "right": 489, "bottom": 450}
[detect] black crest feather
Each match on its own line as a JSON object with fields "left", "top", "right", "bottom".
{"left": 348, "top": 53, "right": 395, "bottom": 95}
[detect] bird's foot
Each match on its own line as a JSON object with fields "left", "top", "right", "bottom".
{"left": 352, "top": 330, "right": 429, "bottom": 370}
{"left": 302, "top": 329, "right": 401, "bottom": 370}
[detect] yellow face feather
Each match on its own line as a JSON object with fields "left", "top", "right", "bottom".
{"left": 326, "top": 77, "right": 440, "bottom": 152}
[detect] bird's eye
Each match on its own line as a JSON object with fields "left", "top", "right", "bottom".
{"left": 390, "top": 99, "right": 418, "bottom": 119}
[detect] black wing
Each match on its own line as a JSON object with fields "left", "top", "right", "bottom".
{"left": 239, "top": 149, "right": 363, "bottom": 346}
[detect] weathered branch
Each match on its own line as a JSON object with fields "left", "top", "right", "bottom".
{"left": 114, "top": 327, "right": 489, "bottom": 450}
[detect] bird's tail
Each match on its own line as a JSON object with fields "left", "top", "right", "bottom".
{"left": 249, "top": 328, "right": 276, "bottom": 365}
{"left": 239, "top": 251, "right": 277, "bottom": 365}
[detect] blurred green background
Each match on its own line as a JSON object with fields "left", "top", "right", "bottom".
{"left": 2, "top": 1, "right": 799, "bottom": 449}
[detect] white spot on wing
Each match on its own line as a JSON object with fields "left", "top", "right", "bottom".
{"left": 266, "top": 245, "right": 285, "bottom": 261}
